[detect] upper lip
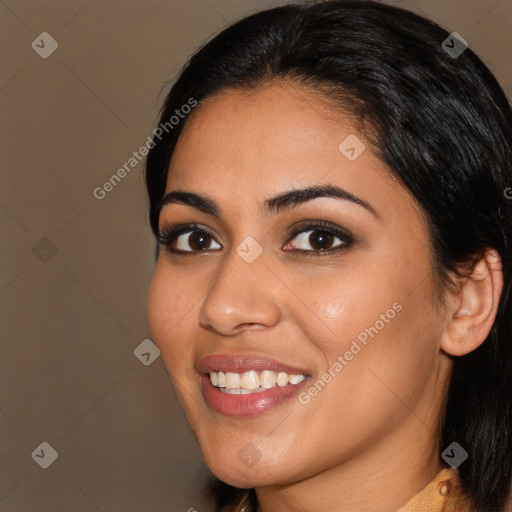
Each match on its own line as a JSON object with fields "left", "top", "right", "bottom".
{"left": 197, "top": 353, "right": 310, "bottom": 376}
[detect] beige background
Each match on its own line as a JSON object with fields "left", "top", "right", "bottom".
{"left": 1, "top": 0, "right": 511, "bottom": 511}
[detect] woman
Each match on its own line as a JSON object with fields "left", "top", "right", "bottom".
{"left": 144, "top": 1, "right": 512, "bottom": 511}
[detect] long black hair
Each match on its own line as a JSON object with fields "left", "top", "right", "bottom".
{"left": 144, "top": 1, "right": 512, "bottom": 510}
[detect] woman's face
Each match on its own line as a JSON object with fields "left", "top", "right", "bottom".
{"left": 147, "top": 83, "right": 451, "bottom": 488}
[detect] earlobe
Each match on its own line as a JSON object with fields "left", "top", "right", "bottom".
{"left": 441, "top": 249, "right": 503, "bottom": 357}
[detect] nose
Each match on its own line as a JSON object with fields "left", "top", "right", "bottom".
{"left": 198, "top": 250, "right": 281, "bottom": 336}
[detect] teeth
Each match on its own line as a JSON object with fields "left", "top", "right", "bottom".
{"left": 240, "top": 370, "right": 259, "bottom": 389}
{"left": 276, "top": 372, "right": 288, "bottom": 387}
{"left": 225, "top": 372, "right": 241, "bottom": 389}
{"left": 288, "top": 374, "right": 304, "bottom": 385}
{"left": 220, "top": 387, "right": 267, "bottom": 394}
{"left": 209, "top": 370, "right": 305, "bottom": 391}
{"left": 260, "top": 370, "right": 277, "bottom": 388}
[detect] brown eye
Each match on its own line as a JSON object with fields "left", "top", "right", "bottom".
{"left": 182, "top": 231, "right": 215, "bottom": 251}
{"left": 157, "top": 224, "right": 222, "bottom": 253}
{"left": 284, "top": 225, "right": 353, "bottom": 253}
{"left": 286, "top": 229, "right": 341, "bottom": 251}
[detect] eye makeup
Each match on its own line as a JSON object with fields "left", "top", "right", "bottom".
{"left": 156, "top": 219, "right": 355, "bottom": 257}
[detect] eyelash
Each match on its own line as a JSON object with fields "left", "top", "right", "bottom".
{"left": 156, "top": 220, "right": 354, "bottom": 257}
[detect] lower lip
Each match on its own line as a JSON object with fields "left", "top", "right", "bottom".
{"left": 201, "top": 375, "right": 309, "bottom": 416}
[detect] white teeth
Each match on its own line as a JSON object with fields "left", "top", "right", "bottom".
{"left": 289, "top": 374, "right": 305, "bottom": 385}
{"left": 260, "top": 370, "right": 277, "bottom": 388}
{"left": 220, "top": 387, "right": 267, "bottom": 394}
{"left": 209, "top": 370, "right": 306, "bottom": 391}
{"left": 225, "top": 372, "right": 241, "bottom": 389}
{"left": 240, "top": 370, "right": 259, "bottom": 389}
{"left": 276, "top": 372, "right": 288, "bottom": 387}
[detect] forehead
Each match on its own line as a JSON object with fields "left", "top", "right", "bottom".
{"left": 172, "top": 85, "right": 367, "bottom": 178}
{"left": 172, "top": 84, "right": 342, "bottom": 173}
{"left": 165, "top": 83, "right": 422, "bottom": 229}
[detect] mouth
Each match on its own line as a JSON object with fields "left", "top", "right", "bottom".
{"left": 197, "top": 353, "right": 311, "bottom": 416}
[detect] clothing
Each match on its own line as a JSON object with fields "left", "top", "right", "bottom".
{"left": 232, "top": 467, "right": 475, "bottom": 511}
{"left": 396, "top": 467, "right": 474, "bottom": 511}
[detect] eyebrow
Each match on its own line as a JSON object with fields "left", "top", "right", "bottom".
{"left": 158, "top": 184, "right": 379, "bottom": 218}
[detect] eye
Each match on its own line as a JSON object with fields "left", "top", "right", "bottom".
{"left": 283, "top": 220, "right": 354, "bottom": 255}
{"left": 157, "top": 223, "right": 222, "bottom": 253}
{"left": 157, "top": 220, "right": 354, "bottom": 257}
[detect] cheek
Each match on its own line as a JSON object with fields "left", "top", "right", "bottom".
{"left": 296, "top": 262, "right": 399, "bottom": 357}
{"left": 299, "top": 255, "right": 439, "bottom": 399}
{"left": 289, "top": 284, "right": 439, "bottom": 470}
{"left": 147, "top": 261, "right": 194, "bottom": 373}
{"left": 147, "top": 262, "right": 172, "bottom": 340}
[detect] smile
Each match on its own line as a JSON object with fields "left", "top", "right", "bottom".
{"left": 198, "top": 354, "right": 310, "bottom": 416}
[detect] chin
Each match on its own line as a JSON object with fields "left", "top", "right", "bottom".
{"left": 202, "top": 442, "right": 308, "bottom": 490}
{"left": 209, "top": 462, "right": 287, "bottom": 489}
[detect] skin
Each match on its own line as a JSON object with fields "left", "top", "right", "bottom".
{"left": 147, "top": 82, "right": 503, "bottom": 512}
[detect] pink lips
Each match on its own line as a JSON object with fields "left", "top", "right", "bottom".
{"left": 197, "top": 353, "right": 310, "bottom": 417}
{"left": 197, "top": 353, "right": 310, "bottom": 375}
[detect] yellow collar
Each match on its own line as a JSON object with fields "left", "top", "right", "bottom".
{"left": 397, "top": 467, "right": 474, "bottom": 512}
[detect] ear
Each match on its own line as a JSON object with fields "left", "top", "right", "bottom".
{"left": 441, "top": 249, "right": 503, "bottom": 357}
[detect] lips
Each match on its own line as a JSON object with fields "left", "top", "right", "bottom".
{"left": 197, "top": 353, "right": 310, "bottom": 376}
{"left": 197, "top": 353, "right": 311, "bottom": 416}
